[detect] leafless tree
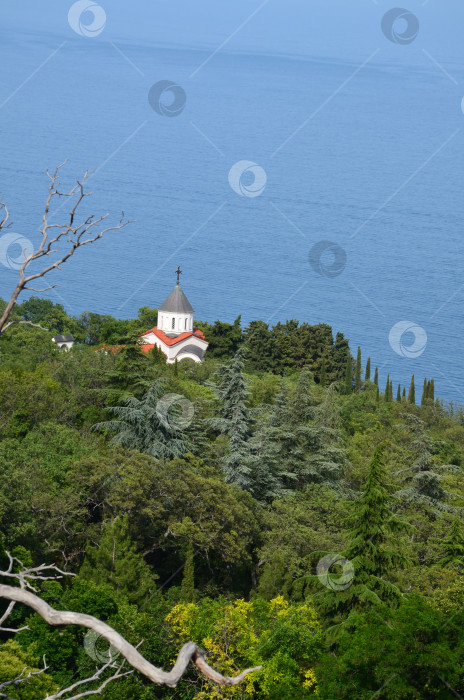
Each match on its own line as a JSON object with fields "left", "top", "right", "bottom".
{"left": 0, "top": 160, "right": 130, "bottom": 336}
{"left": 0, "top": 553, "right": 261, "bottom": 698}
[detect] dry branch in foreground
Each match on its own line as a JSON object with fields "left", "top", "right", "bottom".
{"left": 0, "top": 160, "right": 131, "bottom": 336}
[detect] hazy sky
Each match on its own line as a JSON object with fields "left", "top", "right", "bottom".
{"left": 3, "top": 1, "right": 464, "bottom": 67}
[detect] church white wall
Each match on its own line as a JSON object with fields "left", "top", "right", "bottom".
{"left": 158, "top": 311, "right": 193, "bottom": 334}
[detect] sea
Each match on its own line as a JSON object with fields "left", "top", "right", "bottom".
{"left": 1, "top": 16, "right": 464, "bottom": 404}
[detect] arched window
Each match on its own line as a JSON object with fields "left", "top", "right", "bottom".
{"left": 185, "top": 318, "right": 188, "bottom": 330}
{"left": 172, "top": 317, "right": 175, "bottom": 330}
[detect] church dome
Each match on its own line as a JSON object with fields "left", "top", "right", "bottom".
{"left": 158, "top": 285, "right": 194, "bottom": 314}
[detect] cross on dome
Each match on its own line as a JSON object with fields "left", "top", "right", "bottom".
{"left": 175, "top": 265, "right": 182, "bottom": 285}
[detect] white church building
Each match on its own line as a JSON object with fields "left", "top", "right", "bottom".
{"left": 140, "top": 268, "right": 209, "bottom": 363}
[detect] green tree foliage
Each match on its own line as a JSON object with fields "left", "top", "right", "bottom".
{"left": 395, "top": 413, "right": 461, "bottom": 511}
{"left": 408, "top": 374, "right": 416, "bottom": 404}
{"left": 1, "top": 298, "right": 464, "bottom": 698}
{"left": 79, "top": 515, "right": 156, "bottom": 605}
{"left": 312, "top": 447, "right": 410, "bottom": 630}
{"left": 344, "top": 355, "right": 353, "bottom": 395}
{"left": 93, "top": 379, "right": 192, "bottom": 459}
{"left": 208, "top": 347, "right": 252, "bottom": 489}
{"left": 180, "top": 536, "right": 195, "bottom": 602}
{"left": 365, "top": 356, "right": 371, "bottom": 383}
{"left": 355, "top": 346, "right": 362, "bottom": 392}
{"left": 317, "top": 596, "right": 464, "bottom": 699}
{"left": 439, "top": 519, "right": 464, "bottom": 570}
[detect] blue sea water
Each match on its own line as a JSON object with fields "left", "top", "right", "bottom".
{"left": 1, "top": 1, "right": 464, "bottom": 403}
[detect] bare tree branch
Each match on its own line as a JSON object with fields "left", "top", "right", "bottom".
{"left": 46, "top": 659, "right": 133, "bottom": 700}
{"left": 0, "top": 585, "right": 261, "bottom": 689}
{"left": 0, "top": 161, "right": 132, "bottom": 336}
{"left": 0, "top": 320, "right": 49, "bottom": 334}
{"left": 0, "top": 656, "right": 49, "bottom": 697}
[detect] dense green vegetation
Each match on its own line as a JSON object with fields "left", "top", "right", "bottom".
{"left": 1, "top": 296, "right": 464, "bottom": 698}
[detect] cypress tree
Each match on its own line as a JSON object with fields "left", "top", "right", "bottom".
{"left": 374, "top": 367, "right": 379, "bottom": 387}
{"left": 421, "top": 378, "right": 427, "bottom": 406}
{"left": 344, "top": 355, "right": 353, "bottom": 395}
{"left": 408, "top": 375, "right": 415, "bottom": 405}
{"left": 430, "top": 379, "right": 435, "bottom": 402}
{"left": 396, "top": 384, "right": 401, "bottom": 402}
{"left": 313, "top": 446, "right": 410, "bottom": 629}
{"left": 355, "top": 346, "right": 362, "bottom": 392}
{"left": 384, "top": 374, "right": 391, "bottom": 402}
{"left": 365, "top": 357, "right": 371, "bottom": 383}
{"left": 402, "top": 387, "right": 406, "bottom": 402}
{"left": 180, "top": 536, "right": 195, "bottom": 602}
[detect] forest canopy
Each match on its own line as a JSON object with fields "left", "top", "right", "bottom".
{"left": 0, "top": 296, "right": 463, "bottom": 699}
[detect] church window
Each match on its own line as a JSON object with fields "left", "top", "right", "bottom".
{"left": 185, "top": 318, "right": 188, "bottom": 330}
{"left": 172, "top": 317, "right": 175, "bottom": 329}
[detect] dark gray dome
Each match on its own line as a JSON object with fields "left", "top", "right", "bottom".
{"left": 158, "top": 285, "right": 194, "bottom": 313}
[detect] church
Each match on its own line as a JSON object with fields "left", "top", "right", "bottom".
{"left": 140, "top": 267, "right": 209, "bottom": 363}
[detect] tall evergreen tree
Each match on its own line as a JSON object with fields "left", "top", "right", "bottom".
{"left": 344, "top": 355, "right": 353, "bottom": 395}
{"left": 208, "top": 347, "right": 252, "bottom": 489}
{"left": 408, "top": 375, "right": 415, "bottom": 405}
{"left": 365, "top": 357, "right": 371, "bottom": 383}
{"left": 79, "top": 515, "right": 156, "bottom": 605}
{"left": 439, "top": 519, "right": 464, "bottom": 570}
{"left": 421, "top": 378, "right": 428, "bottom": 406}
{"left": 374, "top": 367, "right": 379, "bottom": 387}
{"left": 93, "top": 379, "right": 191, "bottom": 459}
{"left": 429, "top": 379, "right": 435, "bottom": 402}
{"left": 180, "top": 536, "right": 195, "bottom": 602}
{"left": 395, "top": 413, "right": 460, "bottom": 511}
{"left": 396, "top": 384, "right": 401, "bottom": 402}
{"left": 355, "top": 347, "right": 362, "bottom": 392}
{"left": 384, "top": 374, "right": 391, "bottom": 402}
{"left": 313, "top": 446, "right": 410, "bottom": 630}
{"left": 402, "top": 387, "right": 406, "bottom": 401}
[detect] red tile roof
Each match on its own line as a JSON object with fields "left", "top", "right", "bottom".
{"left": 140, "top": 327, "right": 206, "bottom": 347}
